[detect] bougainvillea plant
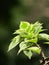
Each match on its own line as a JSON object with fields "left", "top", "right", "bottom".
{"left": 8, "top": 21, "right": 49, "bottom": 61}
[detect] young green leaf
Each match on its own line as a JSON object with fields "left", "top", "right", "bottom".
{"left": 18, "top": 41, "right": 27, "bottom": 54}
{"left": 23, "top": 50, "right": 33, "bottom": 59}
{"left": 8, "top": 35, "right": 20, "bottom": 51}
{"left": 20, "top": 21, "right": 30, "bottom": 30}
{"left": 14, "top": 29, "right": 27, "bottom": 34}
{"left": 33, "top": 22, "right": 43, "bottom": 34}
{"left": 13, "top": 29, "right": 21, "bottom": 34}
{"left": 27, "top": 47, "right": 41, "bottom": 54}
{"left": 44, "top": 42, "right": 49, "bottom": 44}
{"left": 25, "top": 38, "right": 38, "bottom": 43}
{"left": 27, "top": 32, "right": 35, "bottom": 38}
{"left": 39, "top": 33, "right": 49, "bottom": 40}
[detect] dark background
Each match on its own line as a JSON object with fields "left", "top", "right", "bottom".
{"left": 0, "top": 0, "right": 49, "bottom": 65}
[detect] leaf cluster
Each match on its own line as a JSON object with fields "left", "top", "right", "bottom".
{"left": 8, "top": 21, "right": 49, "bottom": 59}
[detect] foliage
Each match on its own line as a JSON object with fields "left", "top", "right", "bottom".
{"left": 8, "top": 21, "right": 49, "bottom": 59}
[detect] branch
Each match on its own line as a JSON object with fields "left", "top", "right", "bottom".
{"left": 37, "top": 44, "right": 49, "bottom": 65}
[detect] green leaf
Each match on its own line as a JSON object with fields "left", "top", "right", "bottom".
{"left": 33, "top": 22, "right": 43, "bottom": 34}
{"left": 27, "top": 32, "right": 35, "bottom": 38}
{"left": 28, "top": 24, "right": 34, "bottom": 32}
{"left": 14, "top": 29, "right": 27, "bottom": 34}
{"left": 28, "top": 21, "right": 43, "bottom": 35}
{"left": 27, "top": 47, "right": 41, "bottom": 54}
{"left": 39, "top": 33, "right": 49, "bottom": 40}
{"left": 8, "top": 35, "right": 20, "bottom": 51}
{"left": 18, "top": 41, "right": 27, "bottom": 54}
{"left": 25, "top": 38, "right": 38, "bottom": 43}
{"left": 44, "top": 42, "right": 49, "bottom": 44}
{"left": 20, "top": 21, "right": 30, "bottom": 30}
{"left": 13, "top": 29, "right": 21, "bottom": 34}
{"left": 23, "top": 50, "right": 33, "bottom": 59}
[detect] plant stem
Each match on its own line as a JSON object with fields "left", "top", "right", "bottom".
{"left": 37, "top": 44, "right": 49, "bottom": 65}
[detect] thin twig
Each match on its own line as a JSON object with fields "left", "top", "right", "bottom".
{"left": 37, "top": 44, "right": 49, "bottom": 65}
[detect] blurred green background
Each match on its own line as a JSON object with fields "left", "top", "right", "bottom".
{"left": 0, "top": 0, "right": 49, "bottom": 65}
